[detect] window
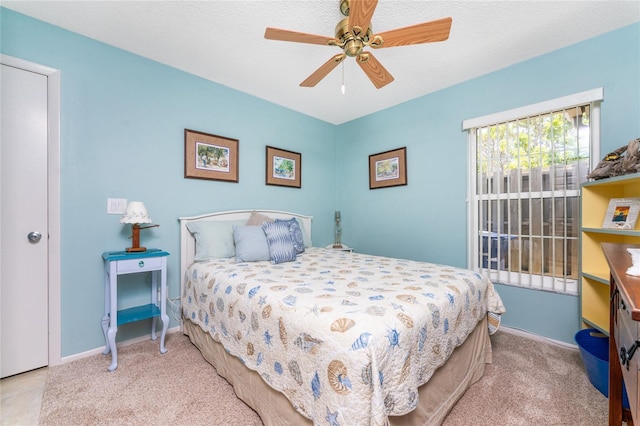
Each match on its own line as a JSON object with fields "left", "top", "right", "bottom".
{"left": 464, "top": 89, "right": 603, "bottom": 295}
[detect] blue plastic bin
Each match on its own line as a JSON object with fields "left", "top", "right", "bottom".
{"left": 575, "top": 328, "right": 629, "bottom": 408}
{"left": 481, "top": 232, "right": 515, "bottom": 269}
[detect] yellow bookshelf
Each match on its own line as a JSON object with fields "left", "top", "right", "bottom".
{"left": 580, "top": 173, "right": 640, "bottom": 333}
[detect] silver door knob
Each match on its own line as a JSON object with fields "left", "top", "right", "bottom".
{"left": 27, "top": 231, "right": 42, "bottom": 243}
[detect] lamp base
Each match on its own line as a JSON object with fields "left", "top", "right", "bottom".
{"left": 126, "top": 246, "right": 147, "bottom": 253}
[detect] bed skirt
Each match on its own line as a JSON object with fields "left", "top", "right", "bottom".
{"left": 183, "top": 316, "right": 491, "bottom": 426}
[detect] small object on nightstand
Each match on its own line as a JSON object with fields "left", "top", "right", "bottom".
{"left": 101, "top": 249, "right": 170, "bottom": 371}
{"left": 120, "top": 201, "right": 159, "bottom": 252}
{"left": 325, "top": 243, "right": 353, "bottom": 253}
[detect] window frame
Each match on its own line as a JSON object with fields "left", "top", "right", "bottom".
{"left": 464, "top": 88, "right": 603, "bottom": 294}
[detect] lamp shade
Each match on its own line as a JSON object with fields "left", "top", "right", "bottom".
{"left": 120, "top": 201, "right": 152, "bottom": 224}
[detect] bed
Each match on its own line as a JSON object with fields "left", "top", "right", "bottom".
{"left": 179, "top": 209, "right": 505, "bottom": 426}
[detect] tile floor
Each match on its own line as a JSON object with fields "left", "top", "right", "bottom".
{"left": 1, "top": 368, "right": 47, "bottom": 425}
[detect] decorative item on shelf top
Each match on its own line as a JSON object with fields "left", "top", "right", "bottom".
{"left": 587, "top": 137, "right": 640, "bottom": 180}
{"left": 120, "top": 201, "right": 159, "bottom": 252}
{"left": 602, "top": 198, "right": 640, "bottom": 230}
{"left": 628, "top": 248, "right": 640, "bottom": 276}
{"left": 333, "top": 210, "right": 343, "bottom": 248}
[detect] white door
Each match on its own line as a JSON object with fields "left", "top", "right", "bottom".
{"left": 1, "top": 63, "right": 50, "bottom": 378}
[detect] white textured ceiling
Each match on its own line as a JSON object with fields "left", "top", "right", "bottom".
{"left": 4, "top": 1, "right": 639, "bottom": 124}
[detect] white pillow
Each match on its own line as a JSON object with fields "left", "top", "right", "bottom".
{"left": 186, "top": 220, "right": 245, "bottom": 261}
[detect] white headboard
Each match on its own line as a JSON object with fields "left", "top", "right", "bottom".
{"left": 178, "top": 209, "right": 313, "bottom": 299}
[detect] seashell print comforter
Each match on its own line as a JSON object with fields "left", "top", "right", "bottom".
{"left": 182, "top": 248, "right": 505, "bottom": 426}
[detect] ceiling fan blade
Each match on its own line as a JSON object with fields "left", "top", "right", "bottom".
{"left": 372, "top": 17, "right": 452, "bottom": 48}
{"left": 356, "top": 51, "right": 394, "bottom": 89}
{"left": 265, "top": 27, "right": 338, "bottom": 46}
{"left": 300, "top": 54, "right": 346, "bottom": 87}
{"left": 348, "top": 0, "right": 378, "bottom": 36}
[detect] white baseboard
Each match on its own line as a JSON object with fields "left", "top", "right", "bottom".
{"left": 59, "top": 326, "right": 182, "bottom": 365}
{"left": 499, "top": 325, "right": 578, "bottom": 350}
{"left": 58, "top": 324, "right": 576, "bottom": 364}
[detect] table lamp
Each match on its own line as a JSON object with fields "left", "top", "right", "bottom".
{"left": 333, "top": 210, "right": 343, "bottom": 248}
{"left": 120, "top": 201, "right": 159, "bottom": 252}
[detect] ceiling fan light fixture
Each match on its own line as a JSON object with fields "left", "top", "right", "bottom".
{"left": 344, "top": 39, "right": 364, "bottom": 57}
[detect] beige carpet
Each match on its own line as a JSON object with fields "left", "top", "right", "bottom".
{"left": 40, "top": 330, "right": 608, "bottom": 425}
{"left": 443, "top": 330, "right": 607, "bottom": 425}
{"left": 39, "top": 334, "right": 262, "bottom": 426}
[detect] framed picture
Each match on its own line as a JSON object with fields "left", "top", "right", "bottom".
{"left": 184, "top": 129, "right": 239, "bottom": 182}
{"left": 602, "top": 198, "right": 640, "bottom": 230}
{"left": 266, "top": 146, "right": 301, "bottom": 188}
{"left": 369, "top": 147, "right": 407, "bottom": 189}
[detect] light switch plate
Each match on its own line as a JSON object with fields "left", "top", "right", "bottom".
{"left": 107, "top": 198, "right": 127, "bottom": 215}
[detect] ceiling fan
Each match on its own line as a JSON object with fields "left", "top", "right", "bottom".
{"left": 264, "top": 0, "right": 452, "bottom": 89}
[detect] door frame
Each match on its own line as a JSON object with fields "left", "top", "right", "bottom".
{"left": 1, "top": 54, "right": 61, "bottom": 366}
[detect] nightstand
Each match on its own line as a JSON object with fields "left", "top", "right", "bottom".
{"left": 325, "top": 244, "right": 353, "bottom": 253}
{"left": 101, "top": 249, "right": 170, "bottom": 371}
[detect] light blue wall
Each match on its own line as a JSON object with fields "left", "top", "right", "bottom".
{"left": 1, "top": 8, "right": 338, "bottom": 356}
{"left": 336, "top": 23, "right": 640, "bottom": 344}
{"left": 2, "top": 6, "right": 639, "bottom": 353}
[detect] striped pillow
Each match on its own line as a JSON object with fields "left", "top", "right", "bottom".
{"left": 275, "top": 218, "right": 305, "bottom": 254}
{"left": 262, "top": 221, "right": 297, "bottom": 264}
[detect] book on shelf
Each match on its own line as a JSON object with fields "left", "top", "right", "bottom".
{"left": 602, "top": 198, "right": 640, "bottom": 230}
